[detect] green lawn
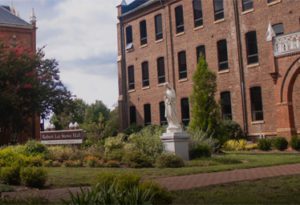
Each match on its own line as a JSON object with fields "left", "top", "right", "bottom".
{"left": 172, "top": 174, "right": 300, "bottom": 204}
{"left": 47, "top": 153, "right": 300, "bottom": 188}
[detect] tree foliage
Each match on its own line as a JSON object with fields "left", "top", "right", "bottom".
{"left": 189, "top": 56, "right": 220, "bottom": 135}
{"left": 0, "top": 44, "right": 72, "bottom": 140}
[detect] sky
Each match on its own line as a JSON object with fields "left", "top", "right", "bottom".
{"left": 1, "top": 0, "right": 135, "bottom": 108}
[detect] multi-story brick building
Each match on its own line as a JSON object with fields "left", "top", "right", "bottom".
{"left": 117, "top": 0, "right": 300, "bottom": 138}
{"left": 0, "top": 5, "right": 39, "bottom": 144}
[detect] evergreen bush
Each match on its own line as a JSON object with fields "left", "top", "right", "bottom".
{"left": 290, "top": 136, "right": 300, "bottom": 151}
{"left": 20, "top": 167, "right": 47, "bottom": 188}
{"left": 258, "top": 138, "right": 272, "bottom": 151}
{"left": 272, "top": 137, "right": 288, "bottom": 151}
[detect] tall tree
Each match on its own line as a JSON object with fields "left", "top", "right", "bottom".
{"left": 0, "top": 44, "right": 72, "bottom": 142}
{"left": 189, "top": 56, "right": 220, "bottom": 135}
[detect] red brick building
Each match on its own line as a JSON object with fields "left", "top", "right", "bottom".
{"left": 0, "top": 6, "right": 39, "bottom": 144}
{"left": 117, "top": 0, "right": 300, "bottom": 139}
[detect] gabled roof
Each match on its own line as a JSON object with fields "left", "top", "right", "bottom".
{"left": 0, "top": 6, "right": 32, "bottom": 28}
{"left": 121, "top": 0, "right": 159, "bottom": 16}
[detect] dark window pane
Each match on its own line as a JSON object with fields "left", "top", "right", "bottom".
{"left": 213, "top": 0, "right": 224, "bottom": 21}
{"left": 246, "top": 31, "right": 259, "bottom": 64}
{"left": 242, "top": 0, "right": 253, "bottom": 11}
{"left": 142, "top": 61, "right": 149, "bottom": 87}
{"left": 144, "top": 104, "right": 152, "bottom": 125}
{"left": 196, "top": 45, "right": 206, "bottom": 63}
{"left": 126, "top": 26, "right": 133, "bottom": 45}
{"left": 217, "top": 39, "right": 228, "bottom": 70}
{"left": 250, "top": 87, "right": 264, "bottom": 121}
{"left": 155, "top": 14, "right": 163, "bottom": 40}
{"left": 181, "top": 98, "right": 190, "bottom": 126}
{"left": 193, "top": 0, "right": 203, "bottom": 27}
{"left": 178, "top": 51, "right": 187, "bottom": 79}
{"left": 175, "top": 6, "right": 184, "bottom": 33}
{"left": 220, "top": 91, "right": 232, "bottom": 120}
{"left": 272, "top": 23, "right": 284, "bottom": 36}
{"left": 159, "top": 101, "right": 167, "bottom": 125}
{"left": 129, "top": 106, "right": 136, "bottom": 124}
{"left": 157, "top": 57, "right": 166, "bottom": 84}
{"left": 267, "top": 0, "right": 277, "bottom": 3}
{"left": 128, "top": 66, "right": 135, "bottom": 90}
{"left": 140, "top": 20, "right": 147, "bottom": 45}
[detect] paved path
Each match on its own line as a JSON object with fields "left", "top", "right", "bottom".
{"left": 156, "top": 163, "right": 300, "bottom": 191}
{"left": 2, "top": 163, "right": 300, "bottom": 202}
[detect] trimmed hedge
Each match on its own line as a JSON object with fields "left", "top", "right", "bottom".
{"left": 272, "top": 137, "right": 288, "bottom": 151}
{"left": 290, "top": 136, "right": 300, "bottom": 151}
{"left": 258, "top": 138, "right": 272, "bottom": 151}
{"left": 20, "top": 167, "right": 47, "bottom": 188}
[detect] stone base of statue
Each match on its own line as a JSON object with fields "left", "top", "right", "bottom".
{"left": 161, "top": 131, "right": 190, "bottom": 161}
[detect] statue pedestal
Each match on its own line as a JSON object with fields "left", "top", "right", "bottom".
{"left": 161, "top": 132, "right": 190, "bottom": 160}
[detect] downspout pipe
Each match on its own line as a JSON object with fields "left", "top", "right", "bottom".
{"left": 119, "top": 16, "right": 129, "bottom": 130}
{"left": 233, "top": 0, "right": 248, "bottom": 134}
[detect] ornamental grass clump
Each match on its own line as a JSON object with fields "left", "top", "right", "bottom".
{"left": 66, "top": 173, "right": 172, "bottom": 205}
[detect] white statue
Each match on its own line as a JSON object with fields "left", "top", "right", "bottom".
{"left": 164, "top": 83, "right": 182, "bottom": 133}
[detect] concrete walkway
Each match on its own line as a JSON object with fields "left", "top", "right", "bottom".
{"left": 2, "top": 163, "right": 300, "bottom": 202}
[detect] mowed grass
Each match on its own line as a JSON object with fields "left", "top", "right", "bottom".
{"left": 172, "top": 174, "right": 300, "bottom": 205}
{"left": 47, "top": 153, "right": 300, "bottom": 187}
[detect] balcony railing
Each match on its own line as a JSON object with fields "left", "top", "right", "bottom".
{"left": 274, "top": 31, "right": 300, "bottom": 57}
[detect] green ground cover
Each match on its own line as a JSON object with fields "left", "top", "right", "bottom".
{"left": 46, "top": 153, "right": 300, "bottom": 188}
{"left": 172, "top": 174, "right": 300, "bottom": 204}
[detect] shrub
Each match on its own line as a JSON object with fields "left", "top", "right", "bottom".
{"left": 219, "top": 120, "right": 246, "bottom": 143}
{"left": 128, "top": 125, "right": 165, "bottom": 161}
{"left": 245, "top": 143, "right": 258, "bottom": 150}
{"left": 223, "top": 139, "right": 247, "bottom": 151}
{"left": 291, "top": 136, "right": 300, "bottom": 151}
{"left": 139, "top": 181, "right": 173, "bottom": 205}
{"left": 272, "top": 137, "right": 288, "bottom": 151}
{"left": 104, "top": 148, "right": 124, "bottom": 161}
{"left": 0, "top": 166, "right": 21, "bottom": 185}
{"left": 189, "top": 144, "right": 212, "bottom": 159}
{"left": 155, "top": 153, "right": 184, "bottom": 168}
{"left": 122, "top": 151, "right": 153, "bottom": 168}
{"left": 63, "top": 160, "right": 83, "bottom": 167}
{"left": 20, "top": 167, "right": 47, "bottom": 188}
{"left": 24, "top": 140, "right": 48, "bottom": 156}
{"left": 67, "top": 173, "right": 172, "bottom": 205}
{"left": 47, "top": 146, "right": 73, "bottom": 162}
{"left": 104, "top": 135, "right": 125, "bottom": 153}
{"left": 188, "top": 129, "right": 219, "bottom": 153}
{"left": 258, "top": 138, "right": 272, "bottom": 151}
{"left": 105, "top": 160, "right": 121, "bottom": 168}
{"left": 84, "top": 156, "right": 103, "bottom": 167}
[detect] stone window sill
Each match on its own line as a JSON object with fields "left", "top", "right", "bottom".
{"left": 178, "top": 78, "right": 188, "bottom": 83}
{"left": 242, "top": 9, "right": 254, "bottom": 15}
{"left": 194, "top": 25, "right": 204, "bottom": 31}
{"left": 247, "top": 63, "right": 260, "bottom": 69}
{"left": 218, "top": 69, "right": 230, "bottom": 74}
{"left": 155, "top": 39, "right": 164, "bottom": 44}
{"left": 142, "top": 86, "right": 150, "bottom": 90}
{"left": 251, "top": 121, "right": 265, "bottom": 125}
{"left": 176, "top": 32, "right": 185, "bottom": 37}
{"left": 267, "top": 0, "right": 281, "bottom": 7}
{"left": 214, "top": 19, "right": 225, "bottom": 24}
{"left": 157, "top": 83, "right": 165, "bottom": 87}
{"left": 128, "top": 89, "right": 136, "bottom": 93}
{"left": 140, "top": 44, "right": 148, "bottom": 49}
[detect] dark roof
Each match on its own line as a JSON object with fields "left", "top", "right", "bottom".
{"left": 122, "top": 0, "right": 159, "bottom": 16}
{"left": 0, "top": 5, "right": 31, "bottom": 28}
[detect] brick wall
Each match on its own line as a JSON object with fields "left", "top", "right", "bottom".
{"left": 117, "top": 0, "right": 300, "bottom": 137}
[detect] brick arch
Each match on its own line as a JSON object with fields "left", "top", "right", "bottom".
{"left": 280, "top": 57, "right": 300, "bottom": 103}
{"left": 277, "top": 57, "right": 300, "bottom": 137}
